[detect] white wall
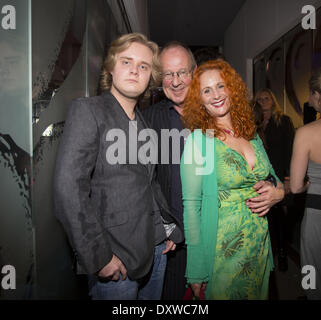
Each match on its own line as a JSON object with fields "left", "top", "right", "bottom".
{"left": 224, "top": 0, "right": 321, "bottom": 89}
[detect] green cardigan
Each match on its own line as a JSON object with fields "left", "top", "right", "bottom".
{"left": 180, "top": 130, "right": 277, "bottom": 299}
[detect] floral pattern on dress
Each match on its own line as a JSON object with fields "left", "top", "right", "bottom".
{"left": 209, "top": 136, "right": 273, "bottom": 300}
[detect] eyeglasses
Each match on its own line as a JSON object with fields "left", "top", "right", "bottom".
{"left": 162, "top": 69, "right": 192, "bottom": 81}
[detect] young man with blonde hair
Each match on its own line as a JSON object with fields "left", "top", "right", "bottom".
{"left": 54, "top": 33, "right": 183, "bottom": 300}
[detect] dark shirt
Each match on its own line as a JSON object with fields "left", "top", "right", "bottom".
{"left": 142, "top": 99, "right": 187, "bottom": 236}
{"left": 264, "top": 114, "right": 295, "bottom": 182}
{"left": 169, "top": 106, "right": 186, "bottom": 225}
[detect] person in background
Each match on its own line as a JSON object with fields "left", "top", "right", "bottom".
{"left": 180, "top": 59, "right": 285, "bottom": 300}
{"left": 252, "top": 101, "right": 266, "bottom": 148}
{"left": 290, "top": 67, "right": 321, "bottom": 300}
{"left": 255, "top": 88, "right": 295, "bottom": 272}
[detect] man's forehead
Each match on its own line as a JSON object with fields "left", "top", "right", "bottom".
{"left": 116, "top": 42, "right": 153, "bottom": 61}
{"left": 160, "top": 47, "right": 191, "bottom": 68}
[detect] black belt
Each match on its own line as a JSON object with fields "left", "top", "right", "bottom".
{"left": 306, "top": 194, "right": 321, "bottom": 210}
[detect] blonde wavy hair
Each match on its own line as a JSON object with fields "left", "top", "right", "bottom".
{"left": 100, "top": 33, "right": 161, "bottom": 100}
{"left": 254, "top": 88, "right": 284, "bottom": 125}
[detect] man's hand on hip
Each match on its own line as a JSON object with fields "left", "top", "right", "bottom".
{"left": 162, "top": 240, "right": 176, "bottom": 254}
{"left": 98, "top": 255, "right": 127, "bottom": 281}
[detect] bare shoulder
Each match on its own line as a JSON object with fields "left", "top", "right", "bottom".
{"left": 294, "top": 125, "right": 307, "bottom": 140}
{"left": 294, "top": 121, "right": 321, "bottom": 156}
{"left": 296, "top": 119, "right": 321, "bottom": 136}
{"left": 293, "top": 125, "right": 311, "bottom": 149}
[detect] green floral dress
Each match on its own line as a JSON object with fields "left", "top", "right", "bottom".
{"left": 208, "top": 137, "right": 274, "bottom": 300}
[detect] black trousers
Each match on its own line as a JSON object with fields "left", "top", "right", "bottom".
{"left": 267, "top": 205, "right": 288, "bottom": 256}
{"left": 162, "top": 245, "right": 187, "bottom": 300}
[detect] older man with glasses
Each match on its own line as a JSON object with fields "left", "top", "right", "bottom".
{"left": 143, "top": 41, "right": 196, "bottom": 300}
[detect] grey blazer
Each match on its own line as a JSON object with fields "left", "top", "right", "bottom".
{"left": 54, "top": 91, "right": 183, "bottom": 280}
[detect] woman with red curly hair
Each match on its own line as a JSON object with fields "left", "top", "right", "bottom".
{"left": 180, "top": 59, "right": 285, "bottom": 300}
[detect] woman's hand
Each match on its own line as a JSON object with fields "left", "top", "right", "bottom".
{"left": 191, "top": 283, "right": 207, "bottom": 299}
{"left": 246, "top": 181, "right": 285, "bottom": 217}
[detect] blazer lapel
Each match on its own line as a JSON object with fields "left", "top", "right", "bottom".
{"left": 137, "top": 108, "right": 157, "bottom": 181}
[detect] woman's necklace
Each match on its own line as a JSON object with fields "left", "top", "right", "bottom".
{"left": 223, "top": 128, "right": 235, "bottom": 137}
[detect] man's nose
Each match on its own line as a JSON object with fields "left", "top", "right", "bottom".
{"left": 171, "top": 73, "right": 181, "bottom": 86}
{"left": 130, "top": 64, "right": 139, "bottom": 75}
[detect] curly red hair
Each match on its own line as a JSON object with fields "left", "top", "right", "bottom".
{"left": 182, "top": 59, "right": 256, "bottom": 140}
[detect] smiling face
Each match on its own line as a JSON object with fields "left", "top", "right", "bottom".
{"left": 110, "top": 42, "right": 153, "bottom": 101}
{"left": 200, "top": 69, "right": 231, "bottom": 120}
{"left": 160, "top": 46, "right": 193, "bottom": 107}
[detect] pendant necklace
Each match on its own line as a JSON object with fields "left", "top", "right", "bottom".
{"left": 223, "top": 128, "right": 234, "bottom": 137}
